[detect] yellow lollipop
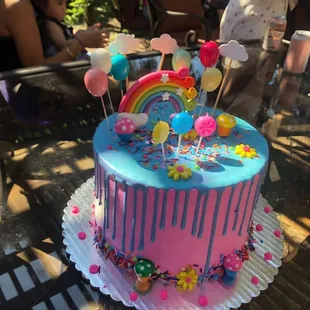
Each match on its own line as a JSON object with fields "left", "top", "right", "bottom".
{"left": 152, "top": 121, "right": 170, "bottom": 161}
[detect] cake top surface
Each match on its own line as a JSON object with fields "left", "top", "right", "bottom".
{"left": 94, "top": 106, "right": 268, "bottom": 190}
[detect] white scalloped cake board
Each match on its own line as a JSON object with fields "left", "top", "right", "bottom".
{"left": 62, "top": 178, "right": 284, "bottom": 310}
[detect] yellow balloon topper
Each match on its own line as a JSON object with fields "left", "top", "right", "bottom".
{"left": 201, "top": 67, "right": 223, "bottom": 92}
{"left": 152, "top": 121, "right": 170, "bottom": 144}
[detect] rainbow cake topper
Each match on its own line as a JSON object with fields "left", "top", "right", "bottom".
{"left": 118, "top": 68, "right": 198, "bottom": 115}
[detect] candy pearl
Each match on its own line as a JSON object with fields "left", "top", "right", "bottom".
{"left": 89, "top": 264, "right": 100, "bottom": 274}
{"left": 264, "top": 252, "right": 272, "bottom": 261}
{"left": 130, "top": 292, "right": 138, "bottom": 301}
{"left": 274, "top": 230, "right": 281, "bottom": 238}
{"left": 160, "top": 290, "right": 168, "bottom": 300}
{"left": 199, "top": 296, "right": 208, "bottom": 307}
{"left": 264, "top": 206, "right": 271, "bottom": 213}
{"left": 177, "top": 166, "right": 184, "bottom": 172}
{"left": 243, "top": 146, "right": 250, "bottom": 152}
{"left": 256, "top": 224, "right": 263, "bottom": 232}
{"left": 71, "top": 206, "right": 80, "bottom": 214}
{"left": 251, "top": 276, "right": 259, "bottom": 285}
{"left": 78, "top": 232, "right": 86, "bottom": 240}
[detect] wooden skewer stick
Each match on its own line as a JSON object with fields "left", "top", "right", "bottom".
{"left": 107, "top": 89, "right": 114, "bottom": 114}
{"left": 125, "top": 77, "right": 129, "bottom": 92}
{"left": 161, "top": 143, "right": 166, "bottom": 162}
{"left": 157, "top": 53, "right": 165, "bottom": 71}
{"left": 100, "top": 96, "right": 111, "bottom": 135}
{"left": 211, "top": 58, "right": 233, "bottom": 117}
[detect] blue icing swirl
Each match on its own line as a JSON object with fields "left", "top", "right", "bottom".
{"left": 94, "top": 106, "right": 268, "bottom": 191}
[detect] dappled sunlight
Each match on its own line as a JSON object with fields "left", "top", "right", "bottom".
{"left": 74, "top": 157, "right": 94, "bottom": 171}
{"left": 7, "top": 184, "right": 30, "bottom": 214}
{"left": 51, "top": 164, "right": 74, "bottom": 175}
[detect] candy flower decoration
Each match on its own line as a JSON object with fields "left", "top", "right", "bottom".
{"left": 172, "top": 49, "right": 192, "bottom": 71}
{"left": 167, "top": 163, "right": 192, "bottom": 181}
{"left": 134, "top": 259, "right": 155, "bottom": 294}
{"left": 84, "top": 68, "right": 111, "bottom": 132}
{"left": 183, "top": 129, "right": 198, "bottom": 141}
{"left": 171, "top": 111, "right": 194, "bottom": 158}
{"left": 115, "top": 118, "right": 136, "bottom": 142}
{"left": 216, "top": 113, "right": 236, "bottom": 137}
{"left": 194, "top": 115, "right": 217, "bottom": 154}
{"left": 152, "top": 121, "right": 170, "bottom": 162}
{"left": 176, "top": 267, "right": 198, "bottom": 291}
{"left": 235, "top": 144, "right": 257, "bottom": 159}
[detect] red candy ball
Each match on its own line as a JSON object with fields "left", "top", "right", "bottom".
{"left": 251, "top": 276, "right": 259, "bottom": 285}
{"left": 264, "top": 252, "right": 273, "bottom": 261}
{"left": 274, "top": 230, "right": 281, "bottom": 238}
{"left": 256, "top": 224, "right": 263, "bottom": 232}
{"left": 199, "top": 41, "right": 220, "bottom": 68}
{"left": 199, "top": 295, "right": 208, "bottom": 307}
{"left": 71, "top": 206, "right": 80, "bottom": 214}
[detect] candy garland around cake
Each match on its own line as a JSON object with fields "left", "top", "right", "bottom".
{"left": 92, "top": 218, "right": 257, "bottom": 296}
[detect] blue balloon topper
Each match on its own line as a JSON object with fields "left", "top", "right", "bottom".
{"left": 172, "top": 111, "right": 193, "bottom": 134}
{"left": 111, "top": 54, "right": 129, "bottom": 81}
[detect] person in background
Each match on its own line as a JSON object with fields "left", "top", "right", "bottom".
{"left": 0, "top": 0, "right": 109, "bottom": 72}
{"left": 31, "top": 0, "right": 109, "bottom": 59}
{"left": 220, "top": 0, "right": 298, "bottom": 43}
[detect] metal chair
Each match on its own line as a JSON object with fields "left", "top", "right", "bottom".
{"left": 146, "top": 0, "right": 211, "bottom": 45}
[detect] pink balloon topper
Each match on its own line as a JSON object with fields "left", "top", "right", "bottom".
{"left": 84, "top": 68, "right": 108, "bottom": 97}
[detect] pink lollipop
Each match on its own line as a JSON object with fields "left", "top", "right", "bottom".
{"left": 194, "top": 115, "right": 216, "bottom": 154}
{"left": 115, "top": 117, "right": 136, "bottom": 142}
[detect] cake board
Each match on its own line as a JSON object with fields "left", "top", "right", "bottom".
{"left": 62, "top": 178, "right": 284, "bottom": 310}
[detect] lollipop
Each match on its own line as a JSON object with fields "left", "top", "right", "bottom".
{"left": 115, "top": 118, "right": 136, "bottom": 142}
{"left": 171, "top": 111, "right": 193, "bottom": 158}
{"left": 152, "top": 121, "right": 170, "bottom": 161}
{"left": 194, "top": 115, "right": 216, "bottom": 154}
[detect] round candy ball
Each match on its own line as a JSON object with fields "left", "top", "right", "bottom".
{"left": 90, "top": 48, "right": 112, "bottom": 74}
{"left": 115, "top": 118, "right": 136, "bottom": 142}
{"left": 195, "top": 115, "right": 216, "bottom": 137}
{"left": 199, "top": 41, "right": 219, "bottom": 68}
{"left": 201, "top": 67, "right": 222, "bottom": 92}
{"left": 171, "top": 111, "right": 193, "bottom": 134}
{"left": 84, "top": 68, "right": 108, "bottom": 97}
{"left": 172, "top": 49, "right": 192, "bottom": 71}
{"left": 110, "top": 54, "right": 129, "bottom": 81}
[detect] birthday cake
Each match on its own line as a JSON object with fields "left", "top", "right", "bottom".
{"left": 88, "top": 38, "right": 268, "bottom": 297}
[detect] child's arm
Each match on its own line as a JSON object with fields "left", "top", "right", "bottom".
{"left": 45, "top": 20, "right": 67, "bottom": 51}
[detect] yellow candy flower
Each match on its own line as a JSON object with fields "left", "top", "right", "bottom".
{"left": 167, "top": 164, "right": 192, "bottom": 181}
{"left": 177, "top": 268, "right": 198, "bottom": 291}
{"left": 235, "top": 144, "right": 257, "bottom": 159}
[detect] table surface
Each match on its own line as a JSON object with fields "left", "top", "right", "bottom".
{"left": 0, "top": 44, "right": 309, "bottom": 310}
